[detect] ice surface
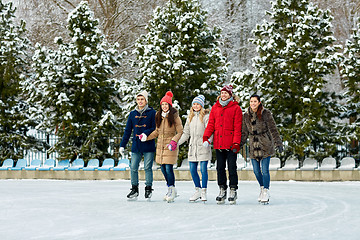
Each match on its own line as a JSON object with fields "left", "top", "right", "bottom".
{"left": 0, "top": 180, "right": 359, "bottom": 240}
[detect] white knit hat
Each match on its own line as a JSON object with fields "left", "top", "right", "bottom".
{"left": 192, "top": 95, "right": 205, "bottom": 108}
{"left": 137, "top": 90, "right": 148, "bottom": 103}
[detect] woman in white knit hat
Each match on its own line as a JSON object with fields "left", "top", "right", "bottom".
{"left": 178, "top": 95, "right": 212, "bottom": 202}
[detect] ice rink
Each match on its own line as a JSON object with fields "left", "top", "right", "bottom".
{"left": 0, "top": 179, "right": 359, "bottom": 240}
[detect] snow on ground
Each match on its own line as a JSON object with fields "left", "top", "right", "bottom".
{"left": 0, "top": 179, "right": 359, "bottom": 240}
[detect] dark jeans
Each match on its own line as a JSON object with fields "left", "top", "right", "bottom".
{"left": 216, "top": 149, "right": 238, "bottom": 189}
{"left": 160, "top": 164, "right": 175, "bottom": 187}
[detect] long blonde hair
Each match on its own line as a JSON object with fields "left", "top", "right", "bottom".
{"left": 189, "top": 106, "right": 206, "bottom": 123}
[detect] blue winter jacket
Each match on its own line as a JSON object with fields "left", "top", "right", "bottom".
{"left": 120, "top": 106, "right": 156, "bottom": 153}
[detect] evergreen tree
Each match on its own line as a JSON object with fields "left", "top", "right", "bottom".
{"left": 133, "top": 0, "right": 228, "bottom": 117}
{"left": 340, "top": 17, "right": 360, "bottom": 156}
{"left": 0, "top": 1, "right": 43, "bottom": 160}
{"left": 232, "top": 0, "right": 345, "bottom": 160}
{"left": 23, "top": 1, "right": 122, "bottom": 161}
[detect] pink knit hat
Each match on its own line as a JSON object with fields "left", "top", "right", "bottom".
{"left": 160, "top": 91, "right": 173, "bottom": 107}
{"left": 221, "top": 85, "right": 233, "bottom": 96}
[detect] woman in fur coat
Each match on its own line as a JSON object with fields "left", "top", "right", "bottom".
{"left": 240, "top": 94, "right": 283, "bottom": 204}
{"left": 178, "top": 95, "right": 212, "bottom": 202}
{"left": 140, "top": 91, "right": 183, "bottom": 203}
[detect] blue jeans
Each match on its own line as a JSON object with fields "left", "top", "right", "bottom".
{"left": 160, "top": 164, "right": 175, "bottom": 187}
{"left": 251, "top": 157, "right": 270, "bottom": 189}
{"left": 130, "top": 152, "right": 154, "bottom": 187}
{"left": 189, "top": 161, "right": 208, "bottom": 188}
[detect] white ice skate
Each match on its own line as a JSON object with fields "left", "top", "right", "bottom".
{"left": 258, "top": 186, "right": 264, "bottom": 202}
{"left": 166, "top": 186, "right": 177, "bottom": 203}
{"left": 189, "top": 187, "right": 201, "bottom": 202}
{"left": 201, "top": 188, "right": 207, "bottom": 202}
{"left": 260, "top": 188, "right": 270, "bottom": 204}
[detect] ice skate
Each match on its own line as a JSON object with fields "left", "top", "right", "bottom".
{"left": 258, "top": 186, "right": 264, "bottom": 202}
{"left": 260, "top": 188, "right": 270, "bottom": 204}
{"left": 228, "top": 188, "right": 237, "bottom": 205}
{"left": 189, "top": 187, "right": 201, "bottom": 202}
{"left": 163, "top": 187, "right": 170, "bottom": 201}
{"left": 201, "top": 188, "right": 207, "bottom": 202}
{"left": 166, "top": 186, "right": 176, "bottom": 203}
{"left": 216, "top": 187, "right": 227, "bottom": 204}
{"left": 127, "top": 185, "right": 139, "bottom": 201}
{"left": 145, "top": 186, "right": 153, "bottom": 201}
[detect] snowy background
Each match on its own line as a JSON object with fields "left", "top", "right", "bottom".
{"left": 0, "top": 179, "right": 359, "bottom": 240}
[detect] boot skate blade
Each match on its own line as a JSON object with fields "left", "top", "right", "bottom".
{"left": 189, "top": 197, "right": 201, "bottom": 202}
{"left": 260, "top": 200, "right": 269, "bottom": 205}
{"left": 217, "top": 200, "right": 225, "bottom": 205}
{"left": 127, "top": 197, "right": 138, "bottom": 201}
{"left": 229, "top": 200, "right": 236, "bottom": 205}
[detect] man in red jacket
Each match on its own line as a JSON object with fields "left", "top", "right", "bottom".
{"left": 203, "top": 85, "right": 242, "bottom": 204}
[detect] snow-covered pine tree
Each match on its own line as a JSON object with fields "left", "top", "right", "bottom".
{"left": 133, "top": 0, "right": 228, "bottom": 117}
{"left": 0, "top": 1, "right": 44, "bottom": 160}
{"left": 340, "top": 16, "right": 360, "bottom": 156}
{"left": 24, "top": 1, "right": 122, "bottom": 161}
{"left": 232, "top": 0, "right": 345, "bottom": 160}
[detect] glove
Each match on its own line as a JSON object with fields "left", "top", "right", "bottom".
{"left": 230, "top": 143, "right": 240, "bottom": 153}
{"left": 119, "top": 147, "right": 125, "bottom": 156}
{"left": 277, "top": 145, "right": 284, "bottom": 153}
{"left": 203, "top": 140, "right": 210, "bottom": 148}
{"left": 139, "top": 133, "right": 147, "bottom": 142}
{"left": 167, "top": 140, "right": 177, "bottom": 151}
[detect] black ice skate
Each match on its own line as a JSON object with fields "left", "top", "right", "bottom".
{"left": 127, "top": 185, "right": 139, "bottom": 200}
{"left": 228, "top": 188, "right": 237, "bottom": 205}
{"left": 145, "top": 186, "right": 153, "bottom": 201}
{"left": 216, "top": 187, "right": 227, "bottom": 204}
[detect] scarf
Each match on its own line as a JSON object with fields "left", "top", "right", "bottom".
{"left": 136, "top": 104, "right": 148, "bottom": 115}
{"left": 161, "top": 110, "right": 169, "bottom": 118}
{"left": 219, "top": 97, "right": 233, "bottom": 107}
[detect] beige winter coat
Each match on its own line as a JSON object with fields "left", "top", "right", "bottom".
{"left": 147, "top": 112, "right": 183, "bottom": 165}
{"left": 178, "top": 112, "right": 212, "bottom": 162}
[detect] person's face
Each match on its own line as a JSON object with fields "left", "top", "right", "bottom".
{"left": 161, "top": 102, "right": 170, "bottom": 112}
{"left": 221, "top": 91, "right": 231, "bottom": 101}
{"left": 192, "top": 102, "right": 202, "bottom": 112}
{"left": 136, "top": 96, "right": 147, "bottom": 109}
{"left": 250, "top": 97, "right": 261, "bottom": 112}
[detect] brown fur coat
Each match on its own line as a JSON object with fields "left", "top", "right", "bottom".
{"left": 240, "top": 107, "right": 283, "bottom": 160}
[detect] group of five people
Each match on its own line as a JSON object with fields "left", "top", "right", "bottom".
{"left": 119, "top": 85, "right": 283, "bottom": 204}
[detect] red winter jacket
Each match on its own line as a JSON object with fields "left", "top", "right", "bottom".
{"left": 203, "top": 100, "right": 243, "bottom": 150}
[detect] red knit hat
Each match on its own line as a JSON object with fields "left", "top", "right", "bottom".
{"left": 221, "top": 85, "right": 233, "bottom": 96}
{"left": 160, "top": 91, "right": 173, "bottom": 107}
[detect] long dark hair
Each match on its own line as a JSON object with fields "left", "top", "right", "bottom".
{"left": 250, "top": 94, "right": 263, "bottom": 120}
{"left": 155, "top": 105, "right": 177, "bottom": 128}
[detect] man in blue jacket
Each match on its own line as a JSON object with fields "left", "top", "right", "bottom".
{"left": 120, "top": 90, "right": 156, "bottom": 200}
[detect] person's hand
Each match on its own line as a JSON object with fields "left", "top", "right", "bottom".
{"left": 277, "top": 145, "right": 284, "bottom": 153}
{"left": 203, "top": 140, "right": 210, "bottom": 147}
{"left": 119, "top": 147, "right": 125, "bottom": 156}
{"left": 139, "top": 133, "right": 147, "bottom": 142}
{"left": 231, "top": 143, "right": 240, "bottom": 153}
{"left": 167, "top": 140, "right": 177, "bottom": 151}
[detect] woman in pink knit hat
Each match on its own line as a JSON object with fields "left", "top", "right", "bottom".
{"left": 140, "top": 91, "right": 183, "bottom": 203}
